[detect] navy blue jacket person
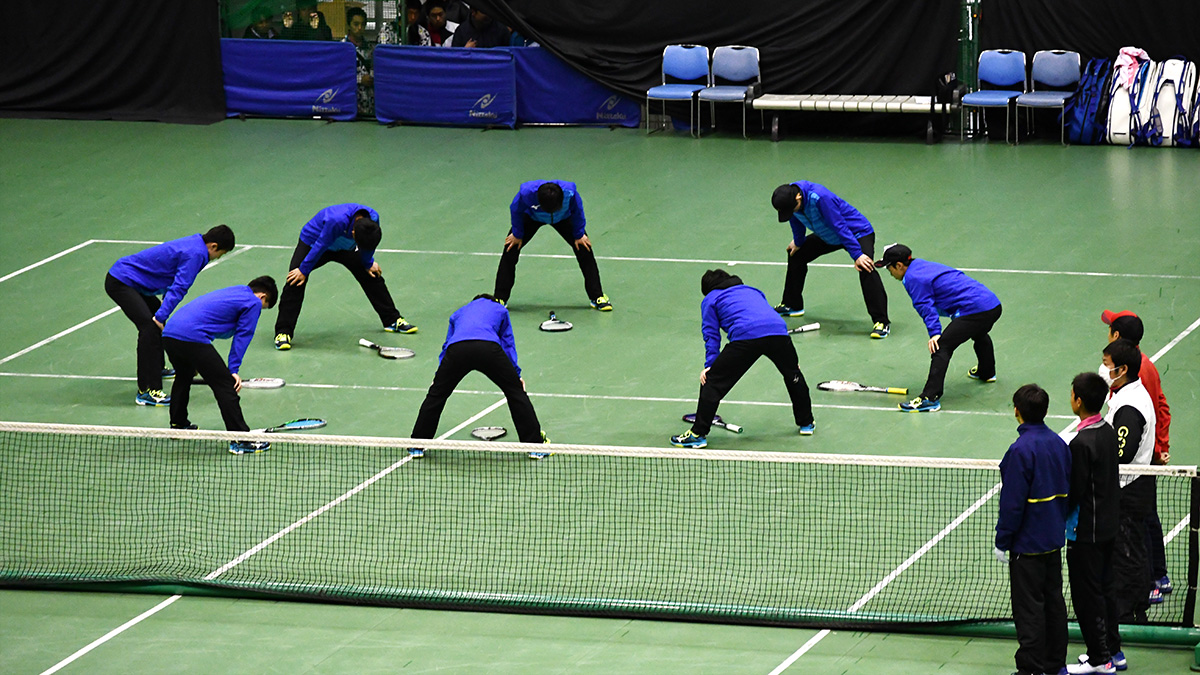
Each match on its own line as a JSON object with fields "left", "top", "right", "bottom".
{"left": 494, "top": 180, "right": 611, "bottom": 311}
{"left": 162, "top": 277, "right": 278, "bottom": 452}
{"left": 105, "top": 225, "right": 235, "bottom": 406}
{"left": 671, "top": 270, "right": 813, "bottom": 449}
{"left": 876, "top": 243, "right": 1002, "bottom": 412}
{"left": 995, "top": 384, "right": 1072, "bottom": 675}
{"left": 409, "top": 294, "right": 548, "bottom": 459}
{"left": 274, "top": 203, "right": 416, "bottom": 350}
{"left": 770, "top": 181, "right": 889, "bottom": 338}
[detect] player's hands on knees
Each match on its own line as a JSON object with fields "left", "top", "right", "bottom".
{"left": 520, "top": 377, "right": 526, "bottom": 391}
{"left": 854, "top": 254, "right": 875, "bottom": 273}
{"left": 504, "top": 234, "right": 523, "bottom": 251}
{"left": 928, "top": 335, "right": 941, "bottom": 354}
{"left": 286, "top": 268, "right": 307, "bottom": 286}
{"left": 786, "top": 240, "right": 799, "bottom": 256}
{"left": 573, "top": 234, "right": 592, "bottom": 251}
{"left": 699, "top": 367, "right": 710, "bottom": 385}
{"left": 232, "top": 372, "right": 243, "bottom": 393}
{"left": 368, "top": 262, "right": 382, "bottom": 278}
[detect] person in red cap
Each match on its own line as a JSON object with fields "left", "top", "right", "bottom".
{"left": 1102, "top": 310, "right": 1172, "bottom": 604}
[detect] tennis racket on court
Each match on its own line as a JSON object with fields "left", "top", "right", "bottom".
{"left": 261, "top": 418, "right": 327, "bottom": 433}
{"left": 539, "top": 311, "right": 572, "bottom": 332}
{"left": 788, "top": 322, "right": 821, "bottom": 334}
{"left": 682, "top": 413, "right": 743, "bottom": 433}
{"left": 471, "top": 426, "right": 507, "bottom": 441}
{"left": 359, "top": 338, "right": 415, "bottom": 359}
{"left": 818, "top": 380, "right": 908, "bottom": 395}
{"left": 240, "top": 377, "right": 285, "bottom": 389}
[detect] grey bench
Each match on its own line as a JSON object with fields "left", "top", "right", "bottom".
{"left": 749, "top": 94, "right": 958, "bottom": 142}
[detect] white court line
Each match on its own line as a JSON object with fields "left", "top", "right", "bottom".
{"left": 768, "top": 311, "right": 1200, "bottom": 673}
{"left": 0, "top": 371, "right": 1077, "bottom": 421}
{"left": 87, "top": 239, "right": 1200, "bottom": 281}
{"left": 0, "top": 240, "right": 96, "bottom": 284}
{"left": 37, "top": 396, "right": 508, "bottom": 675}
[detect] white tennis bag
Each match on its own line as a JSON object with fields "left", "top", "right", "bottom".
{"left": 1107, "top": 60, "right": 1159, "bottom": 145}
{"left": 1143, "top": 58, "right": 1198, "bottom": 147}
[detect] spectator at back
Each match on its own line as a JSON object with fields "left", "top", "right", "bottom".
{"left": 342, "top": 7, "right": 374, "bottom": 117}
{"left": 281, "top": 0, "right": 332, "bottom": 41}
{"left": 242, "top": 8, "right": 277, "bottom": 39}
{"left": 424, "top": 1, "right": 455, "bottom": 47}
{"left": 452, "top": 7, "right": 511, "bottom": 48}
{"left": 379, "top": 0, "right": 429, "bottom": 46}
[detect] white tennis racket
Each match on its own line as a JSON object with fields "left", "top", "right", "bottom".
{"left": 818, "top": 380, "right": 908, "bottom": 395}
{"left": 240, "top": 377, "right": 285, "bottom": 389}
{"left": 471, "top": 426, "right": 507, "bottom": 441}
{"left": 788, "top": 322, "right": 821, "bottom": 334}
{"left": 539, "top": 311, "right": 572, "bottom": 332}
{"left": 682, "top": 413, "right": 743, "bottom": 434}
{"left": 359, "top": 338, "right": 415, "bottom": 359}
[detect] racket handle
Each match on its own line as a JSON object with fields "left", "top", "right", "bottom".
{"left": 721, "top": 421, "right": 743, "bottom": 433}
{"left": 887, "top": 387, "right": 908, "bottom": 395}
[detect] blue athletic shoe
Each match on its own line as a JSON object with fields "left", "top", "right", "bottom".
{"left": 670, "top": 430, "right": 707, "bottom": 448}
{"left": 408, "top": 448, "right": 425, "bottom": 459}
{"left": 136, "top": 389, "right": 170, "bottom": 407}
{"left": 870, "top": 322, "right": 890, "bottom": 339}
{"left": 967, "top": 366, "right": 997, "bottom": 382}
{"left": 899, "top": 396, "right": 940, "bottom": 413}
{"left": 529, "top": 431, "right": 552, "bottom": 460}
{"left": 228, "top": 440, "right": 270, "bottom": 454}
{"left": 1157, "top": 575, "right": 1173, "bottom": 593}
{"left": 384, "top": 318, "right": 418, "bottom": 334}
{"left": 161, "top": 368, "right": 176, "bottom": 379}
{"left": 590, "top": 295, "right": 613, "bottom": 311}
{"left": 773, "top": 304, "right": 805, "bottom": 317}
{"left": 798, "top": 423, "right": 816, "bottom": 436}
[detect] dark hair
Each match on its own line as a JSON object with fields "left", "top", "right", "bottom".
{"left": 1071, "top": 372, "right": 1108, "bottom": 415}
{"left": 1103, "top": 338, "right": 1142, "bottom": 381}
{"left": 700, "top": 268, "right": 744, "bottom": 295}
{"left": 249, "top": 275, "right": 279, "bottom": 309}
{"left": 1109, "top": 315, "right": 1144, "bottom": 346}
{"left": 536, "top": 182, "right": 564, "bottom": 212}
{"left": 353, "top": 218, "right": 382, "bottom": 251}
{"left": 425, "top": 0, "right": 446, "bottom": 11}
{"left": 1012, "top": 384, "right": 1049, "bottom": 424}
{"left": 473, "top": 293, "right": 500, "bottom": 303}
{"left": 346, "top": 7, "right": 366, "bottom": 23}
{"left": 202, "top": 225, "right": 235, "bottom": 252}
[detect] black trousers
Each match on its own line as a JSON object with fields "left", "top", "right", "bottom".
{"left": 921, "top": 304, "right": 1003, "bottom": 400}
{"left": 410, "top": 340, "right": 542, "bottom": 443}
{"left": 162, "top": 337, "right": 249, "bottom": 432}
{"left": 781, "top": 232, "right": 888, "bottom": 324}
{"left": 493, "top": 219, "right": 604, "bottom": 303}
{"left": 1113, "top": 476, "right": 1155, "bottom": 626}
{"left": 275, "top": 240, "right": 401, "bottom": 336}
{"left": 1009, "top": 549, "right": 1068, "bottom": 675}
{"left": 1144, "top": 477, "right": 1167, "bottom": 579}
{"left": 105, "top": 273, "right": 166, "bottom": 392}
{"left": 689, "top": 336, "right": 813, "bottom": 437}
{"left": 1067, "top": 539, "right": 1116, "bottom": 663}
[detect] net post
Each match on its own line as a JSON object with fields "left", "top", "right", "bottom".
{"left": 1184, "top": 475, "right": 1199, "bottom": 626}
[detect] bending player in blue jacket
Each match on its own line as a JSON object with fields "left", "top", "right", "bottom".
{"left": 770, "top": 181, "right": 890, "bottom": 338}
{"left": 162, "top": 276, "right": 278, "bottom": 454}
{"left": 875, "top": 243, "right": 1002, "bottom": 412}
{"left": 105, "top": 225, "right": 235, "bottom": 406}
{"left": 494, "top": 180, "right": 611, "bottom": 311}
{"left": 274, "top": 203, "right": 416, "bottom": 351}
{"left": 671, "top": 269, "right": 814, "bottom": 449}
{"left": 408, "top": 294, "right": 550, "bottom": 460}
{"left": 994, "top": 384, "right": 1072, "bottom": 675}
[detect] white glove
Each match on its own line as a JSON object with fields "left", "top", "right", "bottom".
{"left": 993, "top": 546, "right": 1009, "bottom": 564}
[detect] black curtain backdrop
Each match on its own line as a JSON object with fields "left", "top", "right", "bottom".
{"left": 981, "top": 0, "right": 1200, "bottom": 62}
{"left": 0, "top": 1, "right": 224, "bottom": 124}
{"left": 486, "top": 0, "right": 960, "bottom": 133}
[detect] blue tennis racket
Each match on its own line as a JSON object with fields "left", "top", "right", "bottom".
{"left": 263, "top": 418, "right": 327, "bottom": 433}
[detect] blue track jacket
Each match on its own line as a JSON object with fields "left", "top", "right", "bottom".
{"left": 297, "top": 203, "right": 379, "bottom": 276}
{"left": 510, "top": 180, "right": 586, "bottom": 240}
{"left": 786, "top": 181, "right": 874, "bottom": 260}
{"left": 108, "top": 234, "right": 211, "bottom": 324}
{"left": 995, "top": 422, "right": 1072, "bottom": 555}
{"left": 162, "top": 286, "right": 264, "bottom": 375}
{"left": 901, "top": 259, "right": 1001, "bottom": 337}
{"left": 440, "top": 298, "right": 521, "bottom": 375}
{"left": 700, "top": 285, "right": 788, "bottom": 368}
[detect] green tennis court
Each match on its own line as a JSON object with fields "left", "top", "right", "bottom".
{"left": 2, "top": 117, "right": 1198, "bottom": 673}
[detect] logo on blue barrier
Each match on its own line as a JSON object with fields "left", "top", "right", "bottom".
{"left": 595, "top": 95, "right": 629, "bottom": 122}
{"left": 469, "top": 94, "right": 499, "bottom": 119}
{"left": 313, "top": 88, "right": 343, "bottom": 115}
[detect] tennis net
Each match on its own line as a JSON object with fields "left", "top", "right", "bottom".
{"left": 0, "top": 422, "right": 1195, "bottom": 629}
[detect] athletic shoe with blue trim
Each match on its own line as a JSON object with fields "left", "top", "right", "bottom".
{"left": 1077, "top": 652, "right": 1125, "bottom": 672}
{"left": 529, "top": 430, "right": 552, "bottom": 460}
{"left": 798, "top": 423, "right": 816, "bottom": 436}
{"left": 228, "top": 440, "right": 270, "bottom": 454}
{"left": 274, "top": 333, "right": 292, "bottom": 350}
{"left": 384, "top": 318, "right": 418, "bottom": 334}
{"left": 1067, "top": 656, "right": 1115, "bottom": 674}
{"left": 408, "top": 448, "right": 425, "bottom": 459}
{"left": 773, "top": 304, "right": 805, "bottom": 317}
{"left": 1157, "top": 575, "right": 1173, "bottom": 593}
{"left": 967, "top": 366, "right": 997, "bottom": 382}
{"left": 162, "top": 368, "right": 176, "bottom": 379}
{"left": 899, "top": 396, "right": 940, "bottom": 413}
{"left": 590, "top": 295, "right": 613, "bottom": 311}
{"left": 170, "top": 423, "right": 198, "bottom": 430}
{"left": 670, "top": 430, "right": 707, "bottom": 448}
{"left": 136, "top": 389, "right": 170, "bottom": 407}
{"left": 870, "top": 322, "right": 890, "bottom": 339}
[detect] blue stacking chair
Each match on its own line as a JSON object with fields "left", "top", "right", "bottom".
{"left": 697, "top": 45, "right": 761, "bottom": 138}
{"left": 961, "top": 49, "right": 1027, "bottom": 143}
{"left": 646, "top": 44, "right": 710, "bottom": 137}
{"left": 1015, "top": 50, "right": 1081, "bottom": 145}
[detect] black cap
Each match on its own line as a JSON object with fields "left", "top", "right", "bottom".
{"left": 874, "top": 243, "right": 912, "bottom": 268}
{"left": 771, "top": 184, "right": 800, "bottom": 222}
